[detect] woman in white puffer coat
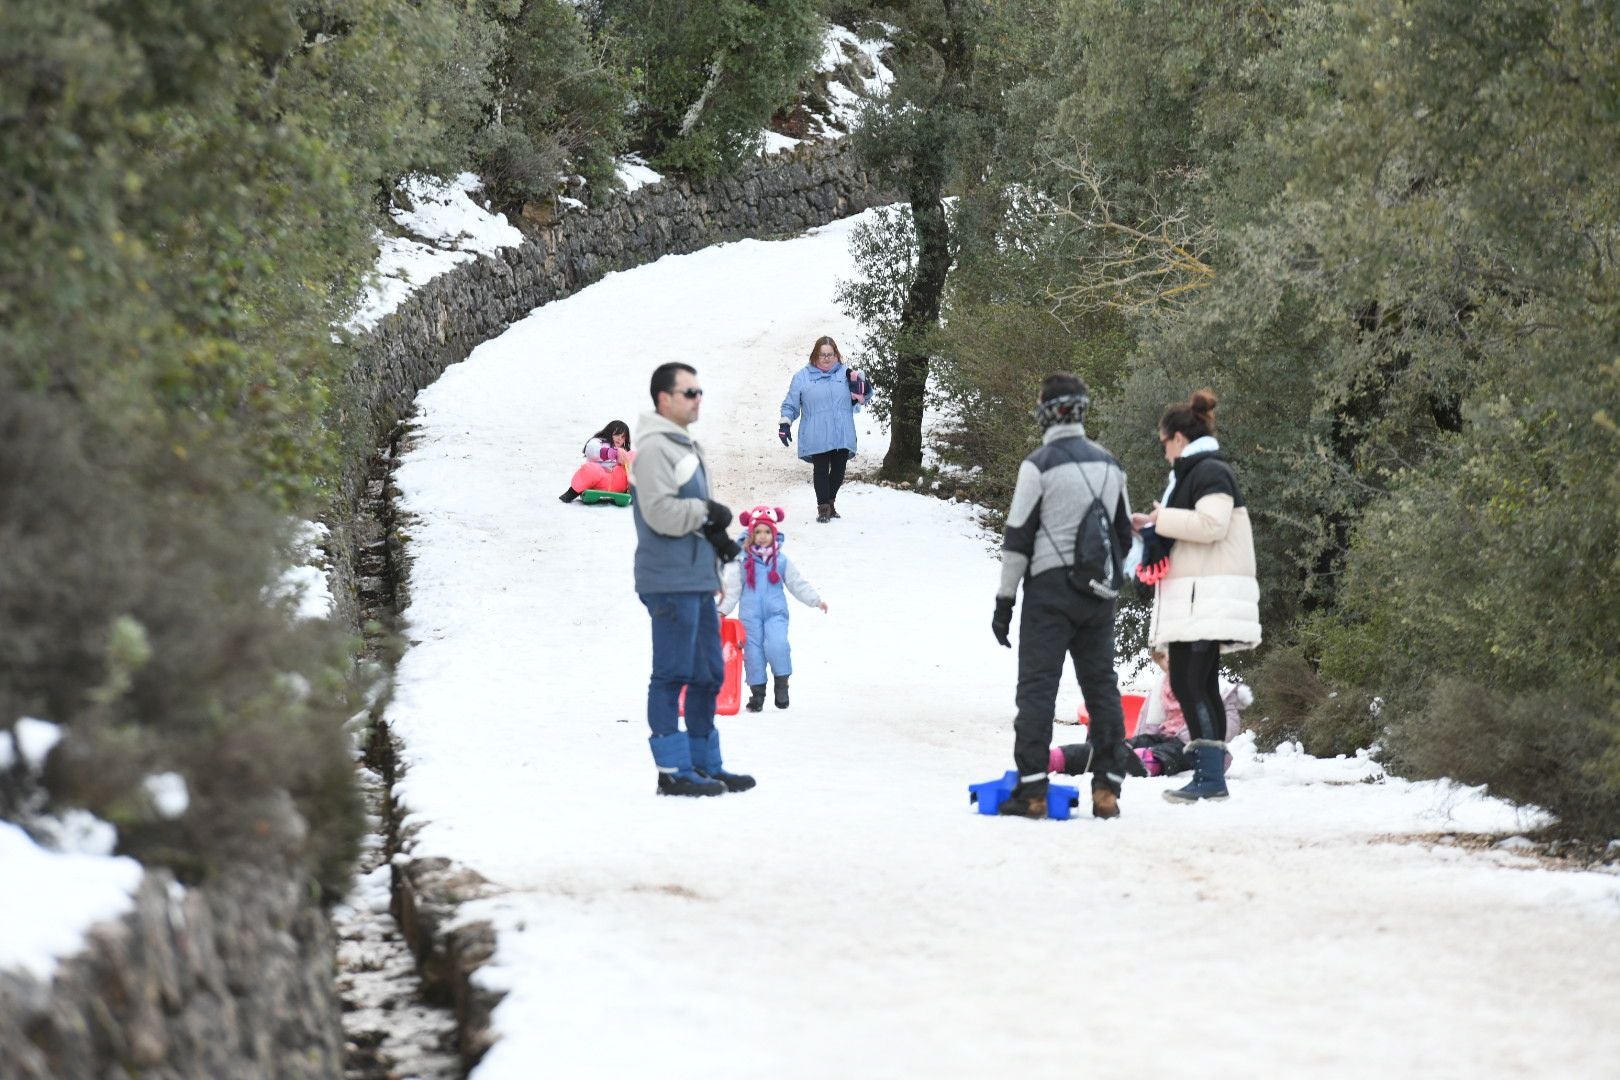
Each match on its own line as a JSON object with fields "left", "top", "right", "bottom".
{"left": 1131, "top": 389, "right": 1260, "bottom": 803}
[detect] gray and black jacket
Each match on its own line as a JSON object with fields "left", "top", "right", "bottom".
{"left": 998, "top": 423, "right": 1133, "bottom": 601}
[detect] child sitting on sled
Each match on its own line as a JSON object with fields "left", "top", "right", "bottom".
{"left": 559, "top": 419, "right": 634, "bottom": 502}
{"left": 1048, "top": 647, "right": 1249, "bottom": 778}
{"left": 717, "top": 506, "right": 827, "bottom": 711}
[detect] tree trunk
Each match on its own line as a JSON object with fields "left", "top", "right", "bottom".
{"left": 881, "top": 171, "right": 951, "bottom": 479}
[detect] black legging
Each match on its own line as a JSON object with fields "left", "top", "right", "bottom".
{"left": 809, "top": 449, "right": 849, "bottom": 505}
{"left": 1167, "top": 640, "right": 1226, "bottom": 743}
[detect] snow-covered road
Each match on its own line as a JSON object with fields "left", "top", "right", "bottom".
{"left": 386, "top": 212, "right": 1620, "bottom": 1078}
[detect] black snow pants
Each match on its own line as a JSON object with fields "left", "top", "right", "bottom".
{"left": 1013, "top": 568, "right": 1131, "bottom": 794}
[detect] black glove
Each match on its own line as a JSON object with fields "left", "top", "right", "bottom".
{"left": 705, "top": 527, "right": 741, "bottom": 564}
{"left": 705, "top": 499, "right": 732, "bottom": 531}
{"left": 991, "top": 597, "right": 1014, "bottom": 648}
{"left": 778, "top": 422, "right": 792, "bottom": 447}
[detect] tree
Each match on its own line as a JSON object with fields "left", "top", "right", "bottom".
{"left": 603, "top": 0, "right": 821, "bottom": 176}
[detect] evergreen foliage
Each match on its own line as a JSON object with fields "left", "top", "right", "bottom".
{"left": 603, "top": 0, "right": 822, "bottom": 176}
{"left": 908, "top": 0, "right": 1620, "bottom": 832}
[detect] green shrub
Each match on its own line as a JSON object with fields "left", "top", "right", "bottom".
{"left": 0, "top": 385, "right": 362, "bottom": 896}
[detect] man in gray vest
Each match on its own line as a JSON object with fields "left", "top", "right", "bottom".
{"left": 631, "top": 362, "right": 754, "bottom": 796}
{"left": 991, "top": 373, "right": 1135, "bottom": 818}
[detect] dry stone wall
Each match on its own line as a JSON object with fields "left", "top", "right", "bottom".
{"left": 0, "top": 868, "right": 341, "bottom": 1079}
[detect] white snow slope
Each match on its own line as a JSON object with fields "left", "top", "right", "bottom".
{"left": 386, "top": 210, "right": 1620, "bottom": 1079}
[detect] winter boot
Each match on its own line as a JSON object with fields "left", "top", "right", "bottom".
{"left": 1091, "top": 785, "right": 1121, "bottom": 819}
{"left": 650, "top": 732, "right": 725, "bottom": 797}
{"left": 559, "top": 486, "right": 581, "bottom": 503}
{"left": 1163, "top": 740, "right": 1229, "bottom": 803}
{"left": 828, "top": 501, "right": 841, "bottom": 519}
{"left": 692, "top": 731, "right": 756, "bottom": 793}
{"left": 816, "top": 503, "right": 832, "bottom": 523}
{"left": 745, "top": 684, "right": 766, "bottom": 712}
{"left": 997, "top": 777, "right": 1049, "bottom": 818}
{"left": 773, "top": 674, "right": 790, "bottom": 709}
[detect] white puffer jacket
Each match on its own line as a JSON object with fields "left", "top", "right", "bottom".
{"left": 1148, "top": 450, "right": 1261, "bottom": 653}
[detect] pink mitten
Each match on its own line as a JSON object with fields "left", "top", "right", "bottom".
{"left": 1135, "top": 747, "right": 1162, "bottom": 777}
{"left": 1048, "top": 747, "right": 1066, "bottom": 774}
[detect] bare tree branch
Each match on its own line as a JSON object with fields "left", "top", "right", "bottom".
{"left": 1040, "top": 147, "right": 1215, "bottom": 320}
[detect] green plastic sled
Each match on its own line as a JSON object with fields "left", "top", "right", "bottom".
{"left": 580, "top": 489, "right": 632, "bottom": 507}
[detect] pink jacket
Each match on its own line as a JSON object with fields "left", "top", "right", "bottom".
{"left": 1139, "top": 672, "right": 1248, "bottom": 743}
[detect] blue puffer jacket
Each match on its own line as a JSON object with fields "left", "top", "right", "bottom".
{"left": 780, "top": 362, "right": 867, "bottom": 460}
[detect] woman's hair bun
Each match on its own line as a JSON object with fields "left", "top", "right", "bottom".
{"left": 1189, "top": 388, "right": 1218, "bottom": 415}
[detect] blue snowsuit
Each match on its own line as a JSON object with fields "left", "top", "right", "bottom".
{"left": 780, "top": 361, "right": 866, "bottom": 459}
{"left": 718, "top": 535, "right": 822, "bottom": 686}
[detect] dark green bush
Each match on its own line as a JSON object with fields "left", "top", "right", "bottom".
{"left": 0, "top": 385, "right": 362, "bottom": 896}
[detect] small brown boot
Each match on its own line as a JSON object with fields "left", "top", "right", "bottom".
{"left": 997, "top": 781, "right": 1048, "bottom": 819}
{"left": 816, "top": 503, "right": 832, "bottom": 523}
{"left": 828, "top": 501, "right": 841, "bottom": 519}
{"left": 1092, "top": 788, "right": 1120, "bottom": 819}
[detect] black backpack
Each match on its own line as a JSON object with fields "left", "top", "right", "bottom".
{"left": 1043, "top": 442, "right": 1122, "bottom": 601}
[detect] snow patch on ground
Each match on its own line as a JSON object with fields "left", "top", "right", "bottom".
{"left": 345, "top": 174, "right": 524, "bottom": 332}
{"left": 615, "top": 156, "right": 664, "bottom": 193}
{"left": 0, "top": 821, "right": 143, "bottom": 981}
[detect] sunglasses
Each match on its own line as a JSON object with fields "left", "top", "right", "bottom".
{"left": 670, "top": 387, "right": 703, "bottom": 399}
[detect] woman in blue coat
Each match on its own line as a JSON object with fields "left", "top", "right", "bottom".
{"left": 778, "top": 336, "right": 873, "bottom": 522}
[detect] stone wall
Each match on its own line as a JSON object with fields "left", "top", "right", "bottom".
{"left": 0, "top": 867, "right": 342, "bottom": 1079}
{"left": 326, "top": 139, "right": 891, "bottom": 627}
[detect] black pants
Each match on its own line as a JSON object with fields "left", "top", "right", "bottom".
{"left": 1168, "top": 640, "right": 1225, "bottom": 743}
{"left": 1013, "top": 569, "right": 1130, "bottom": 793}
{"left": 809, "top": 449, "right": 849, "bottom": 505}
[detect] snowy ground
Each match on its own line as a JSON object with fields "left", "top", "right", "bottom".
{"left": 384, "top": 211, "right": 1620, "bottom": 1078}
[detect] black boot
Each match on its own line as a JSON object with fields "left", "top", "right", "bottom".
{"left": 773, "top": 675, "right": 790, "bottom": 709}
{"left": 559, "top": 487, "right": 580, "bottom": 503}
{"left": 997, "top": 778, "right": 1049, "bottom": 818}
{"left": 828, "top": 500, "right": 841, "bottom": 519}
{"left": 699, "top": 767, "right": 757, "bottom": 792}
{"left": 656, "top": 771, "right": 725, "bottom": 797}
{"left": 745, "top": 684, "right": 766, "bottom": 712}
{"left": 816, "top": 503, "right": 832, "bottom": 523}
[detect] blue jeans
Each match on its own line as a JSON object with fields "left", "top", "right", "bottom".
{"left": 641, "top": 591, "right": 724, "bottom": 739}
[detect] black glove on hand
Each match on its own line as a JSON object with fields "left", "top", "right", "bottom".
{"left": 706, "top": 528, "right": 741, "bottom": 564}
{"left": 778, "top": 422, "right": 792, "bottom": 447}
{"left": 705, "top": 499, "right": 733, "bottom": 531}
{"left": 991, "top": 597, "right": 1014, "bottom": 648}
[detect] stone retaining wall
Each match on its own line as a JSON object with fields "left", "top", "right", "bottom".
{"left": 0, "top": 868, "right": 342, "bottom": 1079}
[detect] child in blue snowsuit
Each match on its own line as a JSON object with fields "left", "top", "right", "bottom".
{"left": 718, "top": 505, "right": 826, "bottom": 711}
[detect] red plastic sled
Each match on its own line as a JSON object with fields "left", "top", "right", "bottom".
{"left": 678, "top": 617, "right": 748, "bottom": 717}
{"left": 1076, "top": 692, "right": 1146, "bottom": 738}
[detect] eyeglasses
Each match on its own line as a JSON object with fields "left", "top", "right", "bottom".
{"left": 816, "top": 351, "right": 838, "bottom": 359}
{"left": 675, "top": 387, "right": 703, "bottom": 399}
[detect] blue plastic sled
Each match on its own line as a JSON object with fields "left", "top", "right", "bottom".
{"left": 969, "top": 771, "right": 1081, "bottom": 820}
{"left": 579, "top": 489, "right": 632, "bottom": 507}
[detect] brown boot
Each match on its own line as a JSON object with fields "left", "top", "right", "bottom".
{"left": 828, "top": 501, "right": 841, "bottom": 519}
{"left": 816, "top": 503, "right": 832, "bottom": 523}
{"left": 997, "top": 781, "right": 1048, "bottom": 818}
{"left": 1092, "top": 788, "right": 1120, "bottom": 819}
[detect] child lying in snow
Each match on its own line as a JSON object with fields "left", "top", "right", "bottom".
{"left": 1049, "top": 647, "right": 1249, "bottom": 778}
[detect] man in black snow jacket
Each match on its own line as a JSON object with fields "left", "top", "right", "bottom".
{"left": 991, "top": 373, "right": 1135, "bottom": 819}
